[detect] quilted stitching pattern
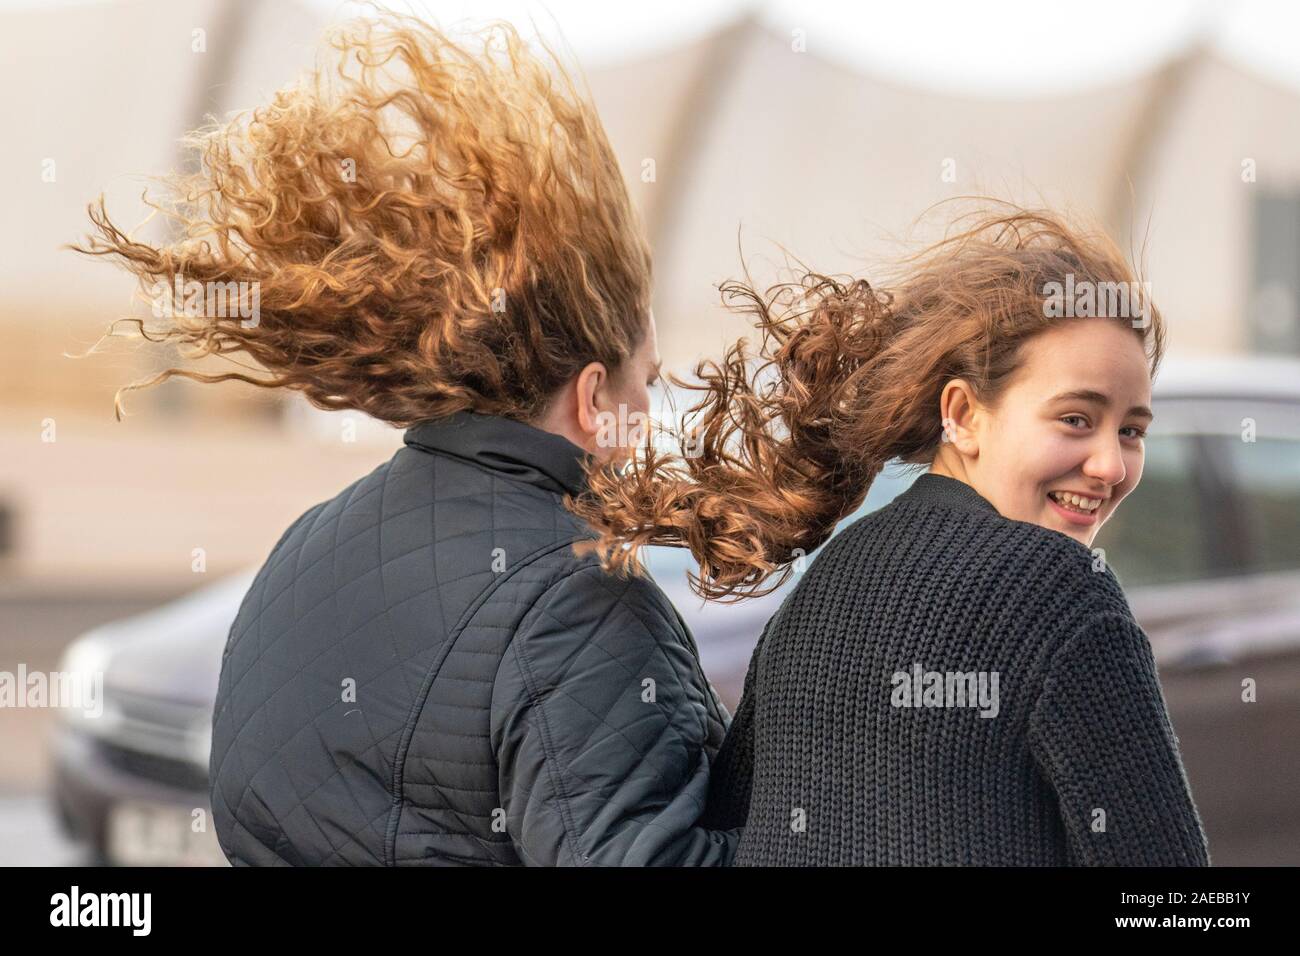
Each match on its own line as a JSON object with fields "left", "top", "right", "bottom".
{"left": 209, "top": 420, "right": 733, "bottom": 866}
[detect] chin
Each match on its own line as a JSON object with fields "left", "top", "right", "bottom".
{"left": 1038, "top": 514, "right": 1090, "bottom": 547}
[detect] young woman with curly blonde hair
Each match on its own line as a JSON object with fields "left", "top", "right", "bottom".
{"left": 75, "top": 12, "right": 734, "bottom": 867}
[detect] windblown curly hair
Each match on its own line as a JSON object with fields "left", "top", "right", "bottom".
{"left": 71, "top": 10, "right": 652, "bottom": 423}
{"left": 570, "top": 202, "right": 1165, "bottom": 600}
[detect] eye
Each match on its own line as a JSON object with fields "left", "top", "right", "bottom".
{"left": 1120, "top": 425, "right": 1146, "bottom": 440}
{"left": 1060, "top": 414, "right": 1089, "bottom": 429}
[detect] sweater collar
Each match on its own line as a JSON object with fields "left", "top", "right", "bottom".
{"left": 403, "top": 411, "right": 590, "bottom": 497}
{"left": 897, "top": 471, "right": 1000, "bottom": 517}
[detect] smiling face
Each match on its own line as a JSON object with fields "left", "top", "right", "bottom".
{"left": 932, "top": 318, "right": 1154, "bottom": 548}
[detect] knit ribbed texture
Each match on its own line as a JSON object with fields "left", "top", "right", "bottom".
{"left": 703, "top": 472, "right": 1210, "bottom": 866}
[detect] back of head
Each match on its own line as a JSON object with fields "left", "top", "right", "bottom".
{"left": 73, "top": 10, "right": 651, "bottom": 424}
{"left": 572, "top": 201, "right": 1164, "bottom": 599}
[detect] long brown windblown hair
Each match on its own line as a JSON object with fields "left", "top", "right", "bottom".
{"left": 70, "top": 10, "right": 651, "bottom": 423}
{"left": 570, "top": 203, "right": 1166, "bottom": 600}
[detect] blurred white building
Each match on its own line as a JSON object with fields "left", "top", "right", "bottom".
{"left": 2, "top": 0, "right": 1300, "bottom": 580}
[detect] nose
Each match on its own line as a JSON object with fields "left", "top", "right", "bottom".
{"left": 1082, "top": 435, "right": 1127, "bottom": 489}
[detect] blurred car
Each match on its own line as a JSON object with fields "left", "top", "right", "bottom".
{"left": 51, "top": 357, "right": 1300, "bottom": 864}
{"left": 51, "top": 574, "right": 247, "bottom": 865}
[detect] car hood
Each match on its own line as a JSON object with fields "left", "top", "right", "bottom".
{"left": 85, "top": 571, "right": 257, "bottom": 706}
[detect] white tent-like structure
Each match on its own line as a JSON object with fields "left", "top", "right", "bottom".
{"left": 6, "top": 1, "right": 1300, "bottom": 383}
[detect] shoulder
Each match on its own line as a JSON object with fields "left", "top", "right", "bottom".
{"left": 234, "top": 497, "right": 334, "bottom": 622}
{"left": 264, "top": 454, "right": 401, "bottom": 561}
{"left": 489, "top": 559, "right": 717, "bottom": 752}
{"left": 997, "top": 516, "right": 1133, "bottom": 614}
{"left": 985, "top": 523, "right": 1151, "bottom": 683}
{"left": 818, "top": 501, "right": 1137, "bottom": 664}
{"left": 497, "top": 554, "right": 708, "bottom": 696}
{"left": 831, "top": 496, "right": 1131, "bottom": 606}
{"left": 511, "top": 559, "right": 687, "bottom": 656}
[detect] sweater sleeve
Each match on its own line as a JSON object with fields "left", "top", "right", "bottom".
{"left": 1028, "top": 611, "right": 1210, "bottom": 866}
{"left": 491, "top": 565, "right": 740, "bottom": 866}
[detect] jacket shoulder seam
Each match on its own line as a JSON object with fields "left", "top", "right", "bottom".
{"left": 382, "top": 534, "right": 585, "bottom": 865}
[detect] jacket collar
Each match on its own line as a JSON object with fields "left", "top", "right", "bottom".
{"left": 897, "top": 471, "right": 1000, "bottom": 517}
{"left": 403, "top": 411, "right": 590, "bottom": 497}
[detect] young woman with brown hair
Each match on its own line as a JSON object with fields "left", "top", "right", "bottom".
{"left": 74, "top": 12, "right": 736, "bottom": 866}
{"left": 573, "top": 205, "right": 1212, "bottom": 866}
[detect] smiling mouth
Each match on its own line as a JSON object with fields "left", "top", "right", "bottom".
{"left": 1047, "top": 490, "right": 1104, "bottom": 516}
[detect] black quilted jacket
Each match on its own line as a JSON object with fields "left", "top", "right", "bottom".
{"left": 209, "top": 411, "right": 738, "bottom": 866}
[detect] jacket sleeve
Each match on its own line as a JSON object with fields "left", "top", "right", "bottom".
{"left": 1028, "top": 611, "right": 1211, "bottom": 866}
{"left": 491, "top": 564, "right": 740, "bottom": 866}
{"left": 702, "top": 621, "right": 769, "bottom": 830}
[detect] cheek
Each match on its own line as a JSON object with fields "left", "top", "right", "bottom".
{"left": 628, "top": 383, "right": 651, "bottom": 418}
{"left": 621, "top": 384, "right": 652, "bottom": 444}
{"left": 1017, "top": 432, "right": 1080, "bottom": 490}
{"left": 607, "top": 377, "right": 648, "bottom": 418}
{"left": 990, "top": 413, "right": 1060, "bottom": 460}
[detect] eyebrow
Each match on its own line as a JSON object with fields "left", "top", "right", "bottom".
{"left": 1048, "top": 388, "right": 1154, "bottom": 421}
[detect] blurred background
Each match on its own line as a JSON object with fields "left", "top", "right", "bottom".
{"left": 2, "top": 0, "right": 1299, "bottom": 865}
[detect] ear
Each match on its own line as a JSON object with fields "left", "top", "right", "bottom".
{"left": 573, "top": 361, "right": 609, "bottom": 442}
{"left": 938, "top": 379, "right": 982, "bottom": 456}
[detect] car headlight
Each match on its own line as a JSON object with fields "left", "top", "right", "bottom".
{"left": 54, "top": 631, "right": 118, "bottom": 732}
{"left": 187, "top": 713, "right": 214, "bottom": 770}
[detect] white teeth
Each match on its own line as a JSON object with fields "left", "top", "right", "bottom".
{"left": 1050, "top": 491, "right": 1101, "bottom": 512}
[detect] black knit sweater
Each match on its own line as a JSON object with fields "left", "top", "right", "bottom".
{"left": 703, "top": 472, "right": 1211, "bottom": 866}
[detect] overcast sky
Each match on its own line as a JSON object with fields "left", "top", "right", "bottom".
{"left": 7, "top": 0, "right": 1300, "bottom": 96}
{"left": 313, "top": 0, "right": 1300, "bottom": 96}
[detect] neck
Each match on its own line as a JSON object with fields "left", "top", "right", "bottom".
{"left": 928, "top": 447, "right": 974, "bottom": 485}
{"left": 529, "top": 401, "right": 594, "bottom": 457}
